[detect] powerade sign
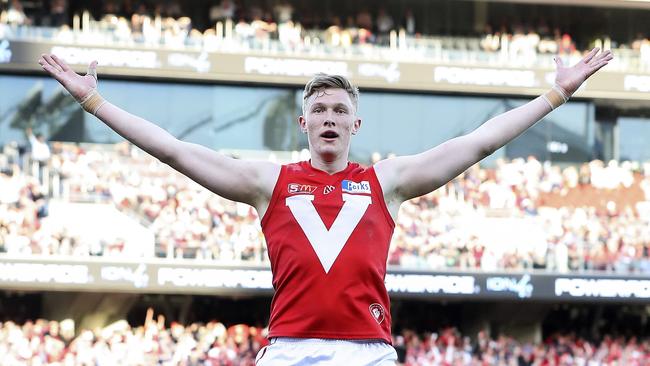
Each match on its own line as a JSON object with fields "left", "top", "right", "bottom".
{"left": 2, "top": 39, "right": 649, "bottom": 101}
{"left": 157, "top": 267, "right": 272, "bottom": 289}
{"left": 0, "top": 259, "right": 649, "bottom": 302}
{"left": 554, "top": 278, "right": 650, "bottom": 299}
{"left": 385, "top": 274, "right": 477, "bottom": 295}
{"left": 0, "top": 262, "right": 91, "bottom": 284}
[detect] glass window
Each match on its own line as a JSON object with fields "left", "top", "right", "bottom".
{"left": 619, "top": 117, "right": 650, "bottom": 162}
{"left": 0, "top": 75, "right": 596, "bottom": 166}
{"left": 502, "top": 99, "right": 592, "bottom": 163}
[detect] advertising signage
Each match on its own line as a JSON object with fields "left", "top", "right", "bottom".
{"left": 1, "top": 39, "right": 648, "bottom": 100}
{"left": 0, "top": 258, "right": 648, "bottom": 302}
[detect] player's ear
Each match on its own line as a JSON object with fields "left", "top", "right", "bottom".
{"left": 352, "top": 117, "right": 362, "bottom": 135}
{"left": 298, "top": 116, "right": 308, "bottom": 134}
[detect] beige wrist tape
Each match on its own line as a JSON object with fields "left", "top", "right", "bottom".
{"left": 78, "top": 89, "right": 107, "bottom": 115}
{"left": 542, "top": 85, "right": 570, "bottom": 110}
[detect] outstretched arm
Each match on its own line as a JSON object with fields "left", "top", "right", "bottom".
{"left": 376, "top": 48, "right": 612, "bottom": 207}
{"left": 38, "top": 54, "right": 280, "bottom": 215}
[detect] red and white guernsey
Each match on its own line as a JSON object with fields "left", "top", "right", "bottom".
{"left": 260, "top": 161, "right": 395, "bottom": 343}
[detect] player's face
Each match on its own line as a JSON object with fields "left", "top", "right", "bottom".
{"left": 299, "top": 88, "right": 361, "bottom": 161}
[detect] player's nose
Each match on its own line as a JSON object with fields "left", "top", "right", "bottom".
{"left": 323, "top": 115, "right": 335, "bottom": 127}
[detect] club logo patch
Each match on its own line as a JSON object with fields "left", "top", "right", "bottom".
{"left": 342, "top": 180, "right": 371, "bottom": 195}
{"left": 288, "top": 183, "right": 317, "bottom": 195}
{"left": 369, "top": 303, "right": 385, "bottom": 324}
{"left": 323, "top": 185, "right": 335, "bottom": 195}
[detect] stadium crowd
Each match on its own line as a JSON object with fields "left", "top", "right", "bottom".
{"left": 2, "top": 0, "right": 650, "bottom": 69}
{"left": 0, "top": 317, "right": 647, "bottom": 365}
{"left": 1, "top": 141, "right": 650, "bottom": 274}
{"left": 399, "top": 327, "right": 649, "bottom": 366}
{"left": 0, "top": 316, "right": 265, "bottom": 365}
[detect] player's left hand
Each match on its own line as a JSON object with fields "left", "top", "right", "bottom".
{"left": 554, "top": 47, "right": 613, "bottom": 96}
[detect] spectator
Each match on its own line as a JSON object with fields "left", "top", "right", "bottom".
{"left": 355, "top": 7, "right": 372, "bottom": 32}
{"left": 209, "top": 0, "right": 236, "bottom": 24}
{"left": 401, "top": 8, "right": 416, "bottom": 35}
{"left": 376, "top": 7, "right": 394, "bottom": 39}
{"left": 558, "top": 32, "right": 577, "bottom": 56}
{"left": 48, "top": 0, "right": 67, "bottom": 27}
{"left": 25, "top": 128, "right": 50, "bottom": 184}
{"left": 272, "top": 0, "right": 293, "bottom": 24}
{"left": 6, "top": 0, "right": 31, "bottom": 25}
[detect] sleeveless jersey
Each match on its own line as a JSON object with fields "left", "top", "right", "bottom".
{"left": 260, "top": 161, "right": 395, "bottom": 343}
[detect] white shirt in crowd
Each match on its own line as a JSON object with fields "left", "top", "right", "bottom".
{"left": 28, "top": 134, "right": 51, "bottom": 162}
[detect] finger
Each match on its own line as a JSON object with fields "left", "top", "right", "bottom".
{"left": 50, "top": 54, "right": 71, "bottom": 72}
{"left": 87, "top": 61, "right": 98, "bottom": 82}
{"left": 554, "top": 56, "right": 564, "bottom": 68}
{"left": 592, "top": 59, "right": 611, "bottom": 71}
{"left": 587, "top": 60, "right": 610, "bottom": 77}
{"left": 582, "top": 47, "right": 599, "bottom": 64}
{"left": 591, "top": 49, "right": 611, "bottom": 63}
{"left": 39, "top": 62, "right": 65, "bottom": 82}
{"left": 591, "top": 53, "right": 613, "bottom": 67}
{"left": 39, "top": 55, "right": 55, "bottom": 72}
{"left": 42, "top": 54, "right": 64, "bottom": 73}
{"left": 38, "top": 58, "right": 54, "bottom": 73}
{"left": 50, "top": 54, "right": 69, "bottom": 71}
{"left": 598, "top": 50, "right": 613, "bottom": 62}
{"left": 602, "top": 52, "right": 614, "bottom": 62}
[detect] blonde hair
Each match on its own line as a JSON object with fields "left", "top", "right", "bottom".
{"left": 302, "top": 73, "right": 359, "bottom": 114}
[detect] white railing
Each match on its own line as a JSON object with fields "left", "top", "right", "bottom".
{"left": 2, "top": 22, "right": 649, "bottom": 73}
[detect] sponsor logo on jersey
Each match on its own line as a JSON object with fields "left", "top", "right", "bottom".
{"left": 369, "top": 303, "right": 385, "bottom": 324}
{"left": 323, "top": 185, "right": 336, "bottom": 195}
{"left": 341, "top": 180, "right": 371, "bottom": 195}
{"left": 288, "top": 183, "right": 317, "bottom": 195}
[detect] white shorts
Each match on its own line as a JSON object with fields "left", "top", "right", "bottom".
{"left": 255, "top": 337, "right": 398, "bottom": 366}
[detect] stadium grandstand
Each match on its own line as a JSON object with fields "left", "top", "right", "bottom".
{"left": 1, "top": 0, "right": 649, "bottom": 364}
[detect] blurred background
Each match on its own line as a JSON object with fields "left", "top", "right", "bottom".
{"left": 0, "top": 0, "right": 649, "bottom": 364}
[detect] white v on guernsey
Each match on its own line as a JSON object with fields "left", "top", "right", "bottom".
{"left": 256, "top": 161, "right": 397, "bottom": 365}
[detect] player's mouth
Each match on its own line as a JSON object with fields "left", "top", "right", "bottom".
{"left": 320, "top": 131, "right": 339, "bottom": 141}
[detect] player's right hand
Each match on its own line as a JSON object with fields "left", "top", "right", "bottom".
{"left": 38, "top": 54, "right": 98, "bottom": 101}
{"left": 554, "top": 47, "right": 612, "bottom": 96}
